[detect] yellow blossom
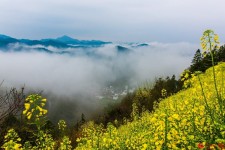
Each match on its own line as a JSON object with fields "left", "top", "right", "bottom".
{"left": 24, "top": 103, "right": 30, "bottom": 110}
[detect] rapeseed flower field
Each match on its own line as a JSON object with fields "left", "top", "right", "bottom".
{"left": 75, "top": 62, "right": 225, "bottom": 150}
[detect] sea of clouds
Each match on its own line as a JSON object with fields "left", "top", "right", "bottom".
{"left": 0, "top": 42, "right": 198, "bottom": 122}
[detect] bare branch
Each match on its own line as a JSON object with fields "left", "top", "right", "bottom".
{"left": 0, "top": 86, "right": 25, "bottom": 123}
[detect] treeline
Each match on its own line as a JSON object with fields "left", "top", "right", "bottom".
{"left": 189, "top": 45, "right": 225, "bottom": 73}
{"left": 98, "top": 75, "right": 183, "bottom": 124}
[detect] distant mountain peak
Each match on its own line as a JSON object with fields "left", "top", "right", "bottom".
{"left": 57, "top": 35, "right": 72, "bottom": 39}
{"left": 56, "top": 35, "right": 79, "bottom": 42}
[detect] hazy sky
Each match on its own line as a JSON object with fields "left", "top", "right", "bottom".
{"left": 0, "top": 0, "right": 224, "bottom": 42}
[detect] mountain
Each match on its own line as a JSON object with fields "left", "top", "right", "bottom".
{"left": 136, "top": 43, "right": 149, "bottom": 47}
{"left": 19, "top": 39, "right": 70, "bottom": 48}
{"left": 55, "top": 35, "right": 111, "bottom": 46}
{"left": 129, "top": 43, "right": 149, "bottom": 48}
{"left": 0, "top": 34, "right": 18, "bottom": 48}
{"left": 116, "top": 45, "right": 130, "bottom": 53}
{"left": 56, "top": 35, "right": 80, "bottom": 44}
{"left": 0, "top": 34, "right": 111, "bottom": 49}
{"left": 0, "top": 34, "right": 137, "bottom": 56}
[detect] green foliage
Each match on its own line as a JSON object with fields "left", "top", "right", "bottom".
{"left": 1, "top": 128, "right": 22, "bottom": 150}
{"left": 81, "top": 113, "right": 86, "bottom": 124}
{"left": 1, "top": 94, "right": 73, "bottom": 149}
{"left": 23, "top": 94, "right": 48, "bottom": 129}
{"left": 200, "top": 29, "right": 220, "bottom": 53}
{"left": 58, "top": 136, "right": 72, "bottom": 150}
{"left": 32, "top": 130, "right": 55, "bottom": 150}
{"left": 190, "top": 49, "right": 204, "bottom": 72}
{"left": 58, "top": 120, "right": 67, "bottom": 134}
{"left": 188, "top": 29, "right": 225, "bottom": 74}
{"left": 217, "top": 45, "right": 225, "bottom": 61}
{"left": 131, "top": 102, "right": 139, "bottom": 121}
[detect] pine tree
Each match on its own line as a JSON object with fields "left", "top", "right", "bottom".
{"left": 192, "top": 49, "right": 202, "bottom": 64}
{"left": 81, "top": 113, "right": 86, "bottom": 124}
{"left": 190, "top": 49, "right": 204, "bottom": 72}
{"left": 218, "top": 45, "right": 225, "bottom": 62}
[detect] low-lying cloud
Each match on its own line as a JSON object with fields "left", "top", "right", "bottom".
{"left": 0, "top": 42, "right": 198, "bottom": 123}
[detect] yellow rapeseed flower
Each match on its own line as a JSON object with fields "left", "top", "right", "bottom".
{"left": 42, "top": 98, "right": 47, "bottom": 102}
{"left": 22, "top": 110, "right": 27, "bottom": 115}
{"left": 13, "top": 143, "right": 22, "bottom": 149}
{"left": 141, "top": 144, "right": 148, "bottom": 150}
{"left": 43, "top": 109, "right": 48, "bottom": 114}
{"left": 24, "top": 103, "right": 30, "bottom": 110}
{"left": 27, "top": 114, "right": 32, "bottom": 120}
{"left": 172, "top": 114, "right": 180, "bottom": 120}
{"left": 37, "top": 106, "right": 43, "bottom": 112}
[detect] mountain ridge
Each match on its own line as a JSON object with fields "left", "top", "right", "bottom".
{"left": 0, "top": 34, "right": 111, "bottom": 48}
{"left": 0, "top": 34, "right": 149, "bottom": 55}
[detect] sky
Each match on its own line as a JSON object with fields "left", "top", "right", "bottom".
{"left": 0, "top": 0, "right": 225, "bottom": 43}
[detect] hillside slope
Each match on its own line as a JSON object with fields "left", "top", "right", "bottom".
{"left": 76, "top": 63, "right": 225, "bottom": 150}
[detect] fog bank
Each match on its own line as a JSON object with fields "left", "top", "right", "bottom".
{"left": 0, "top": 42, "right": 198, "bottom": 122}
